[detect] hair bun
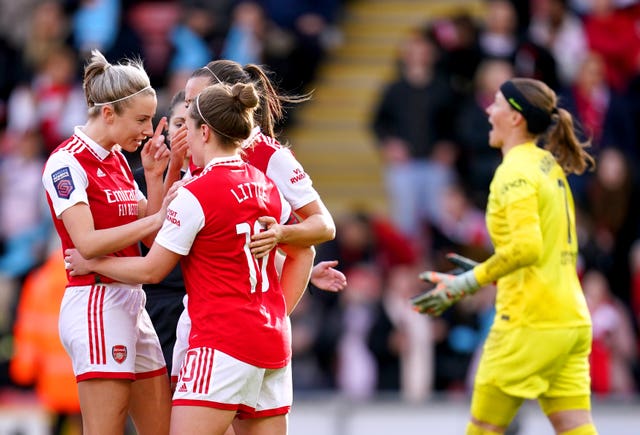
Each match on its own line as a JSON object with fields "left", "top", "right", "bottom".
{"left": 231, "top": 83, "right": 259, "bottom": 109}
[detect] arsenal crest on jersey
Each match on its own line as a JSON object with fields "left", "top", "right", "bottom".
{"left": 112, "top": 345, "right": 127, "bottom": 364}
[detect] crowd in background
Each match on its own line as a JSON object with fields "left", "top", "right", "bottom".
{"left": 1, "top": 0, "right": 640, "bottom": 428}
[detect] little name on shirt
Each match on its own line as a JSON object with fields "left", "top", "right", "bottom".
{"left": 230, "top": 182, "right": 268, "bottom": 204}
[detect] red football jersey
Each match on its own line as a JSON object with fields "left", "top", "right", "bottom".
{"left": 242, "top": 128, "right": 318, "bottom": 210}
{"left": 42, "top": 127, "right": 143, "bottom": 286}
{"left": 155, "top": 156, "right": 292, "bottom": 368}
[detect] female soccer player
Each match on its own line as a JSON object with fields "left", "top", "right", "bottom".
{"left": 66, "top": 81, "right": 315, "bottom": 435}
{"left": 412, "top": 78, "right": 598, "bottom": 435}
{"left": 184, "top": 59, "right": 335, "bottom": 251}
{"left": 169, "top": 60, "right": 342, "bottom": 391}
{"left": 42, "top": 50, "right": 172, "bottom": 434}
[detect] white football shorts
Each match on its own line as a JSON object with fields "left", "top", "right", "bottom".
{"left": 59, "top": 283, "right": 166, "bottom": 381}
{"left": 173, "top": 347, "right": 292, "bottom": 419}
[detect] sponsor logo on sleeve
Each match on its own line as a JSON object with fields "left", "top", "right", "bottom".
{"left": 289, "top": 168, "right": 307, "bottom": 184}
{"left": 52, "top": 167, "right": 75, "bottom": 199}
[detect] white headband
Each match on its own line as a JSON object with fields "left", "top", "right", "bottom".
{"left": 93, "top": 85, "right": 152, "bottom": 106}
{"left": 195, "top": 93, "right": 241, "bottom": 141}
{"left": 203, "top": 66, "right": 223, "bottom": 84}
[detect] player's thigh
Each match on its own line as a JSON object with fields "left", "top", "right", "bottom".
{"left": 77, "top": 378, "right": 131, "bottom": 435}
{"left": 470, "top": 382, "right": 523, "bottom": 429}
{"left": 170, "top": 404, "right": 236, "bottom": 435}
{"left": 233, "top": 415, "right": 287, "bottom": 435}
{"left": 129, "top": 374, "right": 172, "bottom": 435}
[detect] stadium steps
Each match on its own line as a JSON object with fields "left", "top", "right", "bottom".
{"left": 282, "top": 0, "right": 484, "bottom": 218}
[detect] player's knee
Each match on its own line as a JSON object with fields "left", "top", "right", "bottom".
{"left": 466, "top": 419, "right": 505, "bottom": 435}
{"left": 558, "top": 422, "right": 598, "bottom": 435}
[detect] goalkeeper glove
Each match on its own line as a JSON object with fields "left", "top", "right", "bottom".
{"left": 412, "top": 270, "right": 480, "bottom": 316}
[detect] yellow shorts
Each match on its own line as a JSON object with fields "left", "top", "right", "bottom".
{"left": 474, "top": 325, "right": 592, "bottom": 399}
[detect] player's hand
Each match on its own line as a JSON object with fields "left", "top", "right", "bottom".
{"left": 411, "top": 270, "right": 479, "bottom": 316}
{"left": 168, "top": 124, "right": 188, "bottom": 172}
{"left": 446, "top": 253, "right": 479, "bottom": 273}
{"left": 141, "top": 117, "right": 170, "bottom": 177}
{"left": 310, "top": 260, "right": 347, "bottom": 292}
{"left": 157, "top": 179, "right": 184, "bottom": 224}
{"left": 64, "top": 248, "right": 94, "bottom": 276}
{"left": 250, "top": 216, "right": 282, "bottom": 258}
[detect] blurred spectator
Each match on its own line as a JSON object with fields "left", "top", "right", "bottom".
{"left": 289, "top": 290, "right": 336, "bottom": 391}
{"left": 0, "top": 0, "right": 49, "bottom": 50}
{"left": 169, "top": 2, "right": 217, "bottom": 76}
{"left": 478, "top": 0, "right": 559, "bottom": 89}
{"left": 582, "top": 0, "right": 640, "bottom": 92}
{"left": 258, "top": 0, "right": 343, "bottom": 91}
{"left": 478, "top": 0, "right": 520, "bottom": 59}
{"left": 71, "top": 0, "right": 120, "bottom": 58}
{"left": 0, "top": 130, "right": 50, "bottom": 279}
{"left": 23, "top": 1, "right": 72, "bottom": 77}
{"left": 561, "top": 52, "right": 611, "bottom": 148}
{"left": 180, "top": 0, "right": 235, "bottom": 54}
{"left": 454, "top": 58, "right": 514, "bottom": 208}
{"left": 430, "top": 183, "right": 492, "bottom": 256}
{"left": 629, "top": 240, "right": 640, "bottom": 331}
{"left": 583, "top": 147, "right": 640, "bottom": 306}
{"left": 583, "top": 269, "right": 637, "bottom": 396}
{"left": 27, "top": 46, "right": 85, "bottom": 154}
{"left": 431, "top": 12, "right": 484, "bottom": 95}
{"left": 371, "top": 265, "right": 434, "bottom": 402}
{"left": 316, "top": 211, "right": 419, "bottom": 279}
{"left": 528, "top": 0, "right": 588, "bottom": 87}
{"left": 371, "top": 26, "right": 457, "bottom": 240}
{"left": 559, "top": 52, "right": 635, "bottom": 164}
{"left": 336, "top": 264, "right": 384, "bottom": 400}
{"left": 10, "top": 247, "right": 81, "bottom": 434}
{"left": 221, "top": 1, "right": 267, "bottom": 65}
{"left": 433, "top": 290, "right": 493, "bottom": 392}
{"left": 125, "top": 2, "right": 180, "bottom": 86}
{"left": 0, "top": 38, "right": 23, "bottom": 123}
{"left": 623, "top": 65, "right": 640, "bottom": 169}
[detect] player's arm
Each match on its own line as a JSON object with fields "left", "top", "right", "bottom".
{"left": 284, "top": 198, "right": 336, "bottom": 245}
{"left": 61, "top": 202, "right": 165, "bottom": 259}
{"left": 250, "top": 148, "right": 335, "bottom": 251}
{"left": 250, "top": 199, "right": 335, "bottom": 257}
{"left": 474, "top": 195, "right": 542, "bottom": 285}
{"left": 278, "top": 244, "right": 315, "bottom": 315}
{"left": 65, "top": 243, "right": 181, "bottom": 284}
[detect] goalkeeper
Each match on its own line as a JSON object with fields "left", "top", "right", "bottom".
{"left": 412, "top": 79, "right": 598, "bottom": 435}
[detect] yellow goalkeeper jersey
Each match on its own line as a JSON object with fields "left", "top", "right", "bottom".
{"left": 474, "top": 141, "right": 591, "bottom": 329}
